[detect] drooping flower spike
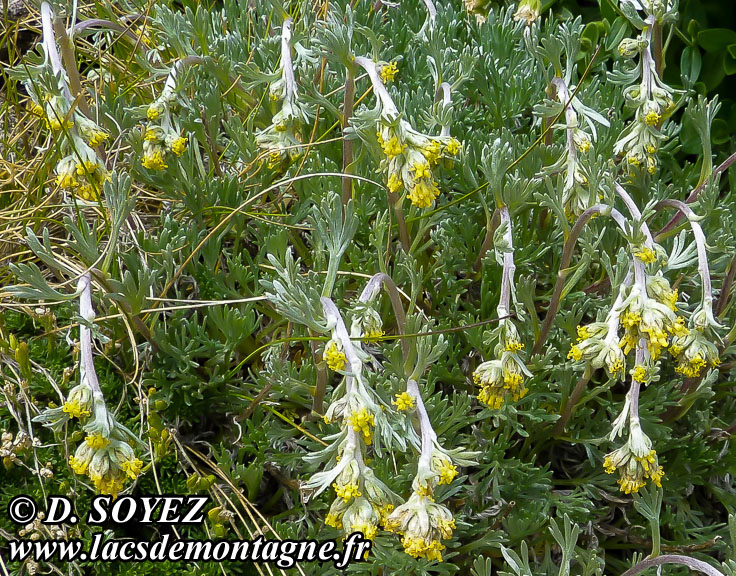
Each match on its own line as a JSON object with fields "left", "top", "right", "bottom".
{"left": 354, "top": 56, "right": 462, "bottom": 209}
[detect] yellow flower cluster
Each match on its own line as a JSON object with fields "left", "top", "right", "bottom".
{"left": 69, "top": 436, "right": 144, "bottom": 498}
{"left": 392, "top": 392, "right": 415, "bottom": 412}
{"left": 140, "top": 121, "right": 188, "bottom": 171}
{"left": 351, "top": 303, "right": 384, "bottom": 340}
{"left": 634, "top": 247, "right": 658, "bottom": 264}
{"left": 567, "top": 321, "right": 625, "bottom": 380}
{"left": 604, "top": 445, "right": 664, "bottom": 494}
{"left": 670, "top": 327, "right": 721, "bottom": 378}
{"left": 384, "top": 492, "right": 456, "bottom": 562}
{"left": 473, "top": 321, "right": 530, "bottom": 409}
{"left": 376, "top": 121, "right": 461, "bottom": 209}
{"left": 614, "top": 28, "right": 675, "bottom": 174}
{"left": 348, "top": 408, "right": 375, "bottom": 445}
{"left": 61, "top": 384, "right": 93, "bottom": 420}
{"left": 326, "top": 466, "right": 397, "bottom": 545}
{"left": 380, "top": 61, "right": 399, "bottom": 83}
{"left": 54, "top": 147, "right": 108, "bottom": 202}
{"left": 324, "top": 340, "right": 347, "bottom": 371}
{"left": 618, "top": 285, "right": 688, "bottom": 360}
{"left": 36, "top": 380, "right": 144, "bottom": 498}
{"left": 333, "top": 481, "right": 361, "bottom": 502}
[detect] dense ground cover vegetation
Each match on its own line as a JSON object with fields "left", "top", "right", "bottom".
{"left": 1, "top": 0, "right": 736, "bottom": 574}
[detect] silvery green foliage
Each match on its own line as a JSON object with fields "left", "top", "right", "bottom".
{"left": 1, "top": 0, "right": 735, "bottom": 573}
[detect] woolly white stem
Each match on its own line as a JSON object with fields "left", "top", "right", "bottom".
{"left": 422, "top": 0, "right": 437, "bottom": 25}
{"left": 321, "top": 297, "right": 363, "bottom": 394}
{"left": 621, "top": 554, "right": 726, "bottom": 576}
{"left": 614, "top": 182, "right": 654, "bottom": 247}
{"left": 280, "top": 18, "right": 296, "bottom": 103}
{"left": 437, "top": 82, "right": 452, "bottom": 137}
{"left": 629, "top": 343, "right": 646, "bottom": 423}
{"left": 497, "top": 206, "right": 516, "bottom": 319}
{"left": 656, "top": 199, "right": 714, "bottom": 316}
{"left": 551, "top": 76, "right": 579, "bottom": 189}
{"left": 354, "top": 56, "right": 399, "bottom": 116}
{"left": 641, "top": 17, "right": 656, "bottom": 99}
{"left": 78, "top": 273, "right": 103, "bottom": 399}
{"left": 40, "top": 2, "right": 73, "bottom": 101}
{"left": 406, "top": 378, "right": 437, "bottom": 468}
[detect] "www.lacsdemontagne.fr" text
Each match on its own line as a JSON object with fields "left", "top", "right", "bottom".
{"left": 9, "top": 532, "right": 371, "bottom": 568}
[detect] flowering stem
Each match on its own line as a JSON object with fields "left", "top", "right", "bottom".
{"left": 421, "top": 0, "right": 437, "bottom": 28}
{"left": 73, "top": 19, "right": 147, "bottom": 46}
{"left": 653, "top": 199, "right": 714, "bottom": 315}
{"left": 497, "top": 206, "right": 516, "bottom": 319}
{"left": 614, "top": 182, "right": 654, "bottom": 247}
{"left": 78, "top": 272, "right": 104, "bottom": 402}
{"left": 629, "top": 343, "right": 646, "bottom": 424}
{"left": 280, "top": 19, "right": 296, "bottom": 104}
{"left": 320, "top": 297, "right": 364, "bottom": 393}
{"left": 436, "top": 82, "right": 451, "bottom": 137}
{"left": 40, "top": 3, "right": 72, "bottom": 101}
{"left": 532, "top": 204, "right": 628, "bottom": 357}
{"left": 52, "top": 16, "right": 93, "bottom": 119}
{"left": 406, "top": 378, "right": 437, "bottom": 466}
{"left": 353, "top": 56, "right": 399, "bottom": 116}
{"left": 641, "top": 19, "right": 656, "bottom": 101}
{"left": 551, "top": 77, "right": 579, "bottom": 182}
{"left": 163, "top": 55, "right": 204, "bottom": 95}
{"left": 353, "top": 56, "right": 409, "bottom": 251}
{"left": 620, "top": 554, "right": 725, "bottom": 576}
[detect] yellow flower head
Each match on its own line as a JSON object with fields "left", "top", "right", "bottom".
{"left": 92, "top": 474, "right": 126, "bottom": 498}
{"left": 144, "top": 127, "right": 160, "bottom": 142}
{"left": 445, "top": 138, "right": 461, "bottom": 155}
{"left": 645, "top": 111, "right": 661, "bottom": 126}
{"left": 78, "top": 183, "right": 101, "bottom": 202}
{"left": 381, "top": 135, "right": 406, "bottom": 159}
{"left": 147, "top": 102, "right": 165, "bottom": 120}
{"left": 631, "top": 365, "right": 647, "bottom": 382}
{"left": 348, "top": 408, "right": 375, "bottom": 445}
{"left": 142, "top": 149, "right": 168, "bottom": 171}
{"left": 423, "top": 140, "right": 442, "bottom": 165}
{"left": 621, "top": 310, "right": 641, "bottom": 329}
{"left": 407, "top": 180, "right": 440, "bottom": 208}
{"left": 88, "top": 130, "right": 109, "bottom": 148}
{"left": 324, "top": 340, "right": 347, "bottom": 372}
{"left": 62, "top": 401, "right": 90, "bottom": 420}
{"left": 380, "top": 61, "right": 399, "bottom": 83}
{"left": 567, "top": 344, "right": 583, "bottom": 361}
{"left": 170, "top": 136, "right": 188, "bottom": 157}
{"left": 387, "top": 172, "right": 403, "bottom": 193}
{"left": 29, "top": 102, "right": 45, "bottom": 117}
{"left": 436, "top": 459, "right": 458, "bottom": 485}
{"left": 634, "top": 247, "right": 657, "bottom": 264}
{"left": 121, "top": 458, "right": 144, "bottom": 480}
{"left": 333, "top": 482, "right": 361, "bottom": 502}
{"left": 412, "top": 161, "right": 432, "bottom": 181}
{"left": 325, "top": 512, "right": 343, "bottom": 529}
{"left": 69, "top": 455, "right": 90, "bottom": 475}
{"left": 393, "top": 392, "right": 415, "bottom": 412}
{"left": 85, "top": 434, "right": 110, "bottom": 450}
{"left": 505, "top": 339, "right": 524, "bottom": 353}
